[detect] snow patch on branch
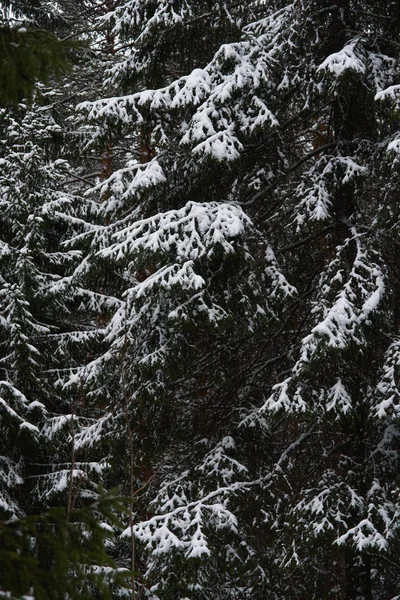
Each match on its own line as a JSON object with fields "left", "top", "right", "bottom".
{"left": 318, "top": 41, "right": 366, "bottom": 78}
{"left": 100, "top": 201, "right": 250, "bottom": 261}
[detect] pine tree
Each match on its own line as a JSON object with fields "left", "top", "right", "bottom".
{"left": 0, "top": 491, "right": 130, "bottom": 600}
{"left": 0, "top": 4, "right": 133, "bottom": 598}
{"left": 16, "top": 0, "right": 400, "bottom": 598}
{"left": 0, "top": 0, "right": 87, "bottom": 107}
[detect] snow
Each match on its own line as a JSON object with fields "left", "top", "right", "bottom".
{"left": 326, "top": 380, "right": 352, "bottom": 415}
{"left": 122, "top": 489, "right": 238, "bottom": 561}
{"left": 318, "top": 41, "right": 366, "bottom": 78}
{"left": 132, "top": 262, "right": 205, "bottom": 296}
{"left": 2, "top": 1, "right": 397, "bottom": 593}
{"left": 299, "top": 232, "right": 385, "bottom": 354}
{"left": 191, "top": 129, "right": 243, "bottom": 161}
{"left": 387, "top": 138, "right": 400, "bottom": 158}
{"left": 79, "top": 9, "right": 282, "bottom": 164}
{"left": 100, "top": 201, "right": 250, "bottom": 262}
{"left": 336, "top": 519, "right": 389, "bottom": 551}
{"left": 295, "top": 156, "right": 367, "bottom": 227}
{"left": 373, "top": 340, "right": 400, "bottom": 418}
{"left": 196, "top": 437, "right": 248, "bottom": 485}
{"left": 263, "top": 232, "right": 386, "bottom": 414}
{"left": 375, "top": 84, "right": 400, "bottom": 102}
{"left": 88, "top": 159, "right": 166, "bottom": 207}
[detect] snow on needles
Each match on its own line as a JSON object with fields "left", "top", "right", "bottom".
{"left": 78, "top": 10, "right": 285, "bottom": 162}
{"left": 318, "top": 41, "right": 366, "bottom": 78}
{"left": 262, "top": 231, "right": 386, "bottom": 414}
{"left": 100, "top": 201, "right": 250, "bottom": 262}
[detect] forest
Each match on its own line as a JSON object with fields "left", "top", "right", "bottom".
{"left": 1, "top": 1, "right": 400, "bottom": 599}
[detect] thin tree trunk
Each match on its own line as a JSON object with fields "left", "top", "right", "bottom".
{"left": 67, "top": 409, "right": 76, "bottom": 518}
{"left": 122, "top": 360, "right": 136, "bottom": 600}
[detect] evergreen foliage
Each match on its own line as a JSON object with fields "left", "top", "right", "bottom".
{"left": 1, "top": 0, "right": 400, "bottom": 599}
{"left": 73, "top": 1, "right": 400, "bottom": 598}
{"left": 0, "top": 0, "right": 87, "bottom": 106}
{"left": 0, "top": 26, "right": 79, "bottom": 106}
{"left": 0, "top": 3, "right": 129, "bottom": 598}
{"left": 0, "top": 491, "right": 130, "bottom": 600}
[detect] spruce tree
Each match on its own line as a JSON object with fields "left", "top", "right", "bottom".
{"left": 73, "top": 1, "right": 400, "bottom": 598}
{"left": 0, "top": 3, "right": 132, "bottom": 598}
{"left": 0, "top": 0, "right": 396, "bottom": 598}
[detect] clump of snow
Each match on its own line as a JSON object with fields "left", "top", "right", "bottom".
{"left": 318, "top": 41, "right": 366, "bottom": 78}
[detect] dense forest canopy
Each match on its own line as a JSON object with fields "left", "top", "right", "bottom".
{"left": 1, "top": 1, "right": 400, "bottom": 599}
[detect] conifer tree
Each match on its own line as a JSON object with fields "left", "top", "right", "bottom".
{"left": 0, "top": 4, "right": 132, "bottom": 598}
{"left": 0, "top": 0, "right": 88, "bottom": 106}
{"left": 0, "top": 491, "right": 130, "bottom": 600}
{"left": 72, "top": 1, "right": 400, "bottom": 598}
{"left": 1, "top": 0, "right": 399, "bottom": 598}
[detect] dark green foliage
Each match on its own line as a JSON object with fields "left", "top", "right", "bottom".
{"left": 2, "top": 0, "right": 400, "bottom": 598}
{"left": 70, "top": 1, "right": 400, "bottom": 598}
{"left": 0, "top": 26, "right": 82, "bottom": 106}
{"left": 0, "top": 491, "right": 130, "bottom": 600}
